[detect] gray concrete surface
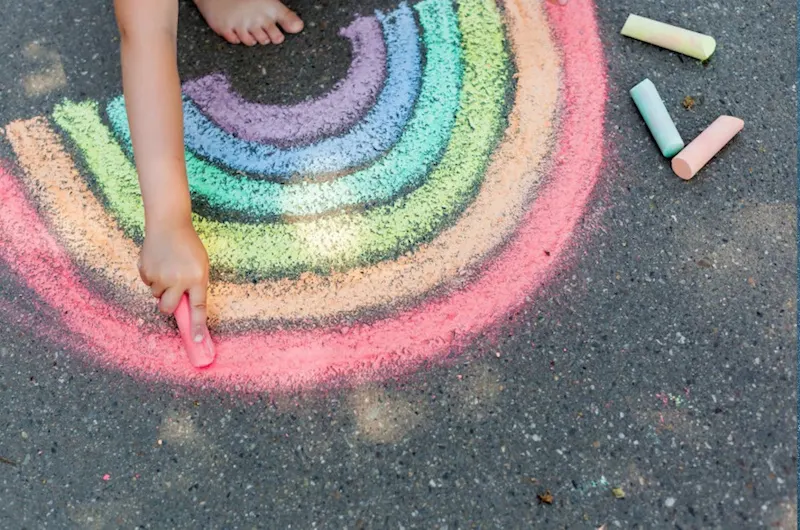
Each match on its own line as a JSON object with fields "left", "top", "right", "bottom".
{"left": 0, "top": 0, "right": 796, "bottom": 527}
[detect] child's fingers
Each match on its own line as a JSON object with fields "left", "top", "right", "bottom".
{"left": 187, "top": 284, "right": 209, "bottom": 343}
{"left": 158, "top": 287, "right": 183, "bottom": 315}
{"left": 137, "top": 257, "right": 151, "bottom": 286}
{"left": 150, "top": 283, "right": 167, "bottom": 299}
{"left": 137, "top": 260, "right": 165, "bottom": 298}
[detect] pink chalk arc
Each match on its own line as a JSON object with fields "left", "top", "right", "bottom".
{"left": 0, "top": 0, "right": 606, "bottom": 390}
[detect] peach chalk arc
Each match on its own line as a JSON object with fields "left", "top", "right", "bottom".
{"left": 671, "top": 116, "right": 744, "bottom": 180}
{"left": 3, "top": 0, "right": 559, "bottom": 326}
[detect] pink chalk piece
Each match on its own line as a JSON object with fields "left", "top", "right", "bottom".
{"left": 102, "top": 474, "right": 111, "bottom": 481}
{"left": 173, "top": 294, "right": 216, "bottom": 368}
{"left": 671, "top": 116, "right": 744, "bottom": 180}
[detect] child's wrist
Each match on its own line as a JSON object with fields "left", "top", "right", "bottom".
{"left": 137, "top": 165, "right": 194, "bottom": 236}
{"left": 145, "top": 205, "right": 193, "bottom": 236}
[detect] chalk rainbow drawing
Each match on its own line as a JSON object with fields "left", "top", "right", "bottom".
{"left": 0, "top": 0, "right": 606, "bottom": 391}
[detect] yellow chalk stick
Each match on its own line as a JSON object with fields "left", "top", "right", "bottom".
{"left": 621, "top": 14, "right": 716, "bottom": 61}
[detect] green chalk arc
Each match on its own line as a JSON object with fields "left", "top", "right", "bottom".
{"left": 53, "top": 0, "right": 510, "bottom": 280}
{"left": 103, "top": 0, "right": 462, "bottom": 221}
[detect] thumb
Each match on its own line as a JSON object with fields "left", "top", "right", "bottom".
{"left": 187, "top": 284, "right": 208, "bottom": 343}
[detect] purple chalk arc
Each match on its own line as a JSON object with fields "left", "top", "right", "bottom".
{"left": 182, "top": 16, "right": 386, "bottom": 147}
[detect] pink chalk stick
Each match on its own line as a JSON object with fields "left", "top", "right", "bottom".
{"left": 672, "top": 116, "right": 744, "bottom": 180}
{"left": 173, "top": 294, "right": 216, "bottom": 368}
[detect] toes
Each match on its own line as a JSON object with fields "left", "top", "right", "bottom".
{"left": 264, "top": 23, "right": 284, "bottom": 44}
{"left": 250, "top": 27, "right": 271, "bottom": 45}
{"left": 277, "top": 9, "right": 303, "bottom": 34}
{"left": 235, "top": 28, "right": 258, "bottom": 46}
{"left": 222, "top": 30, "right": 241, "bottom": 44}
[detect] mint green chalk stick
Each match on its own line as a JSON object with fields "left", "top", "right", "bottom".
{"left": 630, "top": 79, "right": 684, "bottom": 158}
{"left": 621, "top": 14, "right": 716, "bottom": 61}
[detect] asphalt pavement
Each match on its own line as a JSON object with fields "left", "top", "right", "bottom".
{"left": 0, "top": 0, "right": 796, "bottom": 527}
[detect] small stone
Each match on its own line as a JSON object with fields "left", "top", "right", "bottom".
{"left": 696, "top": 258, "right": 713, "bottom": 269}
{"left": 611, "top": 487, "right": 625, "bottom": 499}
{"left": 665, "top": 497, "right": 676, "bottom": 508}
{"left": 21, "top": 431, "right": 28, "bottom": 440}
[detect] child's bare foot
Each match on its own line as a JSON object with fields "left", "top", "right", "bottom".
{"left": 193, "top": 0, "right": 304, "bottom": 46}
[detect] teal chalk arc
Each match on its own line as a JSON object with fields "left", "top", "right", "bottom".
{"left": 102, "top": 0, "right": 462, "bottom": 221}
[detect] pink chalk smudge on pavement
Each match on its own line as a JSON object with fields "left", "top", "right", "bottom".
{"left": 0, "top": 0, "right": 606, "bottom": 391}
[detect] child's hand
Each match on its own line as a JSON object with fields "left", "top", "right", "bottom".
{"left": 138, "top": 221, "right": 210, "bottom": 342}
